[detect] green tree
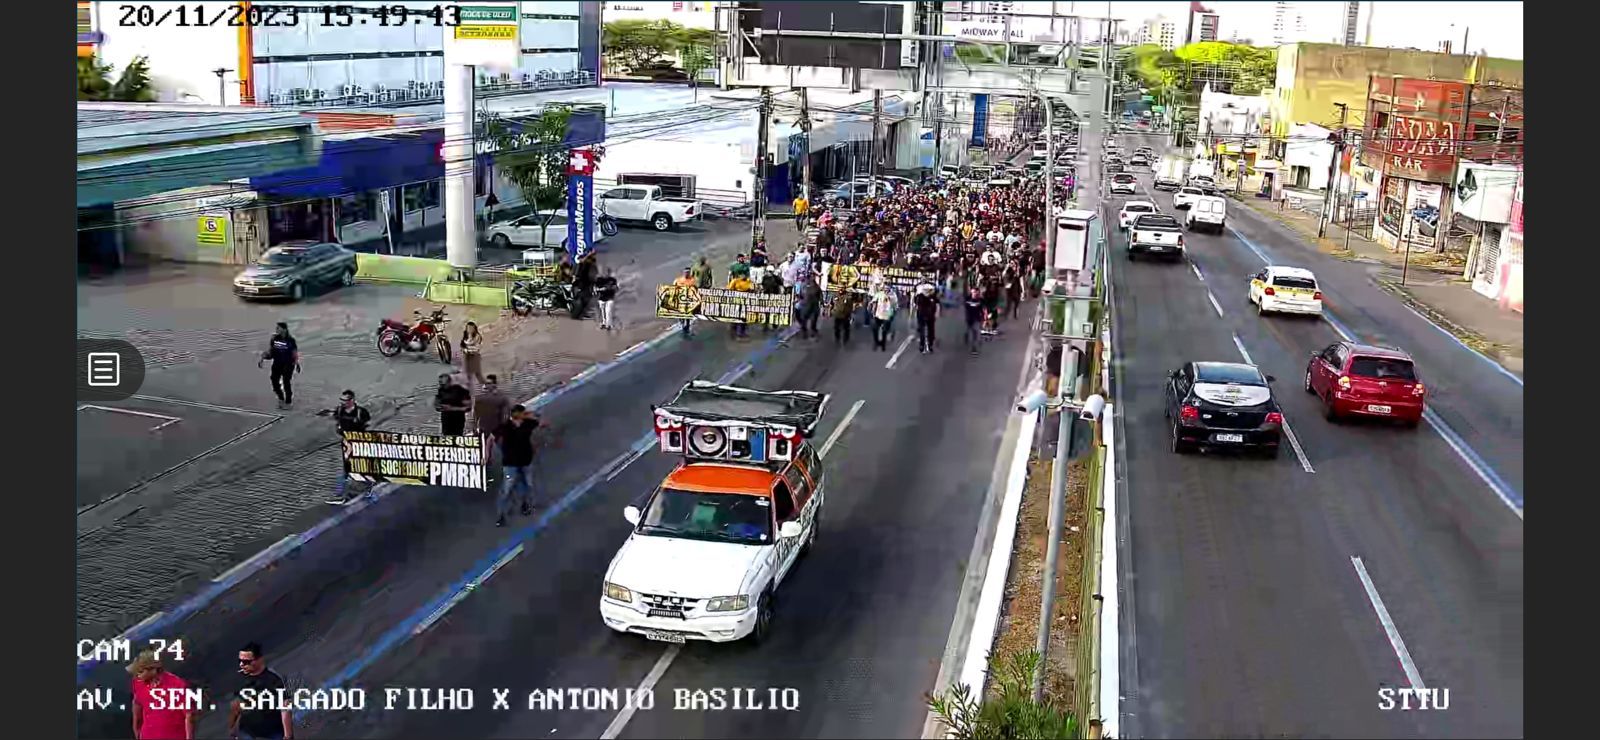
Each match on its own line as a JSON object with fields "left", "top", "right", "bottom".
{"left": 603, "top": 19, "right": 680, "bottom": 73}
{"left": 674, "top": 27, "right": 716, "bottom": 85}
{"left": 928, "top": 651, "right": 1083, "bottom": 740}
{"left": 77, "top": 54, "right": 156, "bottom": 101}
{"left": 478, "top": 106, "right": 574, "bottom": 246}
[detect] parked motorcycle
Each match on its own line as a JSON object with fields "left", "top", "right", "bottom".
{"left": 599, "top": 203, "right": 620, "bottom": 237}
{"left": 376, "top": 307, "right": 452, "bottom": 362}
{"left": 510, "top": 280, "right": 586, "bottom": 320}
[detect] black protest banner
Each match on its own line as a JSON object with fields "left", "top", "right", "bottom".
{"left": 821, "top": 262, "right": 938, "bottom": 295}
{"left": 656, "top": 285, "right": 792, "bottom": 326}
{"left": 341, "top": 430, "right": 487, "bottom": 490}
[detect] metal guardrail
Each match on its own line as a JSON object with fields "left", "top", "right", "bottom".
{"left": 1071, "top": 247, "right": 1112, "bottom": 737}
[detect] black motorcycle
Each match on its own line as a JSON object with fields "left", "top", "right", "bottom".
{"left": 511, "top": 280, "right": 587, "bottom": 320}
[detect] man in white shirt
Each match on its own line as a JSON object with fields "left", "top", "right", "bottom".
{"left": 870, "top": 284, "right": 896, "bottom": 351}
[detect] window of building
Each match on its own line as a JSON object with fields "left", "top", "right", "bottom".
{"left": 337, "top": 192, "right": 379, "bottom": 226}
{"left": 404, "top": 180, "right": 441, "bottom": 213}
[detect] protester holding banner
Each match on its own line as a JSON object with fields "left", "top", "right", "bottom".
{"left": 473, "top": 375, "right": 511, "bottom": 478}
{"left": 328, "top": 389, "right": 371, "bottom": 505}
{"left": 435, "top": 373, "right": 472, "bottom": 436}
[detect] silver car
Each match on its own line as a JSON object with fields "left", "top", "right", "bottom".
{"left": 485, "top": 209, "right": 613, "bottom": 250}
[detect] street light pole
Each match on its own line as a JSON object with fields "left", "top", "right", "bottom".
{"left": 212, "top": 67, "right": 233, "bottom": 105}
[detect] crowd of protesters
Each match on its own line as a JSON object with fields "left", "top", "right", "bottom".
{"left": 701, "top": 169, "right": 1058, "bottom": 355}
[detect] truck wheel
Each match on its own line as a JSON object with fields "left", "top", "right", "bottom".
{"left": 652, "top": 213, "right": 673, "bottom": 231}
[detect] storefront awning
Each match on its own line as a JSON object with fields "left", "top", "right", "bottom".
{"left": 80, "top": 137, "right": 322, "bottom": 208}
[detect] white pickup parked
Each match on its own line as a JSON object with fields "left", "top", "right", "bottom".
{"left": 598, "top": 184, "right": 702, "bottom": 232}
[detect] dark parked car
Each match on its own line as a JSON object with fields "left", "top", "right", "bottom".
{"left": 232, "top": 241, "right": 359, "bottom": 301}
{"left": 1165, "top": 361, "right": 1284, "bottom": 457}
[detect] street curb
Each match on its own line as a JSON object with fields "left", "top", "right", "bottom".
{"left": 1229, "top": 194, "right": 1462, "bottom": 277}
{"left": 1373, "top": 278, "right": 1524, "bottom": 385}
{"left": 76, "top": 323, "right": 684, "bottom": 684}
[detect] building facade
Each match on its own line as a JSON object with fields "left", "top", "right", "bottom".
{"left": 77, "top": 1, "right": 103, "bottom": 57}
{"left": 602, "top": 1, "right": 718, "bottom": 29}
{"left": 94, "top": 1, "right": 601, "bottom": 107}
{"left": 1140, "top": 16, "right": 1179, "bottom": 50}
{"left": 1342, "top": 1, "right": 1361, "bottom": 46}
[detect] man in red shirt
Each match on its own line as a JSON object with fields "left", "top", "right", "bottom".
{"left": 128, "top": 649, "right": 196, "bottom": 739}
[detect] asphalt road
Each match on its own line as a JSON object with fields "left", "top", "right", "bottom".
{"left": 77, "top": 294, "right": 1036, "bottom": 739}
{"left": 1104, "top": 131, "right": 1524, "bottom": 737}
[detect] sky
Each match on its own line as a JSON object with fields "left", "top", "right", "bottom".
{"left": 1055, "top": 1, "right": 1523, "bottom": 59}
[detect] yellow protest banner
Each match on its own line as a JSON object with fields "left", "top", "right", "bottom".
{"left": 657, "top": 285, "right": 792, "bottom": 326}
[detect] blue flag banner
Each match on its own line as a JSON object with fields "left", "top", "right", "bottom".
{"left": 970, "top": 94, "right": 990, "bottom": 148}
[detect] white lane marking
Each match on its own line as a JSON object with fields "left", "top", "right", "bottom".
{"left": 885, "top": 334, "right": 916, "bottom": 369}
{"left": 1423, "top": 409, "right": 1524, "bottom": 520}
{"left": 1281, "top": 422, "right": 1316, "bottom": 474}
{"left": 1191, "top": 262, "right": 1205, "bottom": 282}
{"left": 600, "top": 644, "right": 682, "bottom": 739}
{"left": 819, "top": 400, "right": 865, "bottom": 459}
{"left": 605, "top": 445, "right": 650, "bottom": 482}
{"left": 1351, "top": 556, "right": 1427, "bottom": 690}
{"left": 131, "top": 394, "right": 278, "bottom": 417}
{"left": 1231, "top": 333, "right": 1254, "bottom": 364}
{"left": 413, "top": 544, "right": 523, "bottom": 636}
{"left": 1205, "top": 291, "right": 1225, "bottom": 318}
{"left": 77, "top": 404, "right": 183, "bottom": 430}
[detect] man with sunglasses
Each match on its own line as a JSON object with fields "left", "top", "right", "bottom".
{"left": 229, "top": 642, "right": 291, "bottom": 740}
{"left": 327, "top": 390, "right": 372, "bottom": 506}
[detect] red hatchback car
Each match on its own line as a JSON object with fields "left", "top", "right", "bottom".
{"left": 1304, "top": 341, "right": 1425, "bottom": 426}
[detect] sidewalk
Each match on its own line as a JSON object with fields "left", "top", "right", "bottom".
{"left": 1230, "top": 193, "right": 1524, "bottom": 377}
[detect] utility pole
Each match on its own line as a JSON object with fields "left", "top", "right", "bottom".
{"left": 1044, "top": 97, "right": 1056, "bottom": 268}
{"left": 799, "top": 87, "right": 813, "bottom": 202}
{"left": 1318, "top": 102, "right": 1348, "bottom": 238}
{"left": 442, "top": 62, "right": 477, "bottom": 275}
{"left": 871, "top": 88, "right": 884, "bottom": 185}
{"left": 212, "top": 67, "right": 232, "bottom": 105}
{"left": 1034, "top": 345, "right": 1079, "bottom": 702}
{"left": 753, "top": 86, "right": 772, "bottom": 248}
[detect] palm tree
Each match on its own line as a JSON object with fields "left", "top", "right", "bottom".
{"left": 77, "top": 55, "right": 156, "bottom": 102}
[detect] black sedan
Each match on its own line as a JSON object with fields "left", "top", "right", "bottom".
{"left": 1164, "top": 361, "right": 1284, "bottom": 458}
{"left": 232, "top": 241, "right": 359, "bottom": 301}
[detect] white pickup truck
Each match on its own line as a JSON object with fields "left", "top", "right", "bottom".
{"left": 598, "top": 184, "right": 702, "bottom": 232}
{"left": 1128, "top": 213, "right": 1185, "bottom": 261}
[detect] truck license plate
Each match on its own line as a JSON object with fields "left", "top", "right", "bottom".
{"left": 1367, "top": 405, "right": 1392, "bottom": 414}
{"left": 642, "top": 629, "right": 687, "bottom": 644}
{"left": 1213, "top": 433, "right": 1244, "bottom": 443}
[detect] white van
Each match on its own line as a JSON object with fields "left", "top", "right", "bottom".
{"left": 1186, "top": 195, "right": 1227, "bottom": 233}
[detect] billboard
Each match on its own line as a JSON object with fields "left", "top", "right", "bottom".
{"left": 1363, "top": 76, "right": 1475, "bottom": 184}
{"left": 752, "top": 1, "right": 915, "bottom": 70}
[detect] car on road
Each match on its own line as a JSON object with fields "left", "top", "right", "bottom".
{"left": 1128, "top": 213, "right": 1185, "bottom": 260}
{"left": 232, "top": 241, "right": 358, "bottom": 302}
{"left": 1109, "top": 173, "right": 1138, "bottom": 195}
{"left": 1165, "top": 361, "right": 1284, "bottom": 457}
{"left": 599, "top": 184, "right": 702, "bottom": 231}
{"left": 828, "top": 180, "right": 893, "bottom": 202}
{"left": 1248, "top": 265, "right": 1323, "bottom": 316}
{"left": 1173, "top": 186, "right": 1204, "bottom": 209}
{"left": 1186, "top": 194, "right": 1227, "bottom": 233}
{"left": 1129, "top": 154, "right": 1151, "bottom": 168}
{"left": 1188, "top": 175, "right": 1218, "bottom": 195}
{"left": 601, "top": 382, "right": 828, "bottom": 644}
{"left": 486, "top": 209, "right": 614, "bottom": 250}
{"left": 1119, "top": 200, "right": 1158, "bottom": 229}
{"left": 1305, "top": 342, "right": 1425, "bottom": 427}
{"left": 1135, "top": 145, "right": 1155, "bottom": 157}
{"left": 1106, "top": 161, "right": 1126, "bottom": 173}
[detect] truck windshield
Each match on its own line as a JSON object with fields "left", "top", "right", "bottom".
{"left": 639, "top": 489, "right": 772, "bottom": 545}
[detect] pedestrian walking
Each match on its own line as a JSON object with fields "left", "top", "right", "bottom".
{"left": 128, "top": 649, "right": 196, "bottom": 740}
{"left": 1006, "top": 266, "right": 1024, "bottom": 320}
{"left": 435, "top": 373, "right": 471, "bottom": 436}
{"left": 673, "top": 267, "right": 697, "bottom": 338}
{"left": 472, "top": 374, "right": 511, "bottom": 475}
{"left": 258, "top": 322, "right": 299, "bottom": 408}
{"left": 913, "top": 282, "right": 939, "bottom": 354}
{"left": 831, "top": 291, "right": 855, "bottom": 346}
{"left": 460, "top": 321, "right": 486, "bottom": 386}
{"left": 326, "top": 390, "right": 372, "bottom": 505}
{"left": 870, "top": 283, "right": 896, "bottom": 351}
{"left": 693, "top": 256, "right": 715, "bottom": 289}
{"left": 727, "top": 271, "right": 754, "bottom": 339}
{"left": 229, "top": 642, "right": 291, "bottom": 740}
{"left": 964, "top": 287, "right": 985, "bottom": 356}
{"left": 494, "top": 404, "right": 541, "bottom": 527}
{"left": 595, "top": 267, "right": 619, "bottom": 330}
{"left": 797, "top": 275, "right": 822, "bottom": 338}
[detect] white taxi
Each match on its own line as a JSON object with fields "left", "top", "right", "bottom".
{"left": 1119, "top": 201, "right": 1158, "bottom": 230}
{"left": 1248, "top": 265, "right": 1324, "bottom": 316}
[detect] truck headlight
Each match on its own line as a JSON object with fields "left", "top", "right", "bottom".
{"left": 603, "top": 582, "right": 633, "bottom": 603}
{"left": 705, "top": 595, "right": 749, "bottom": 612}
